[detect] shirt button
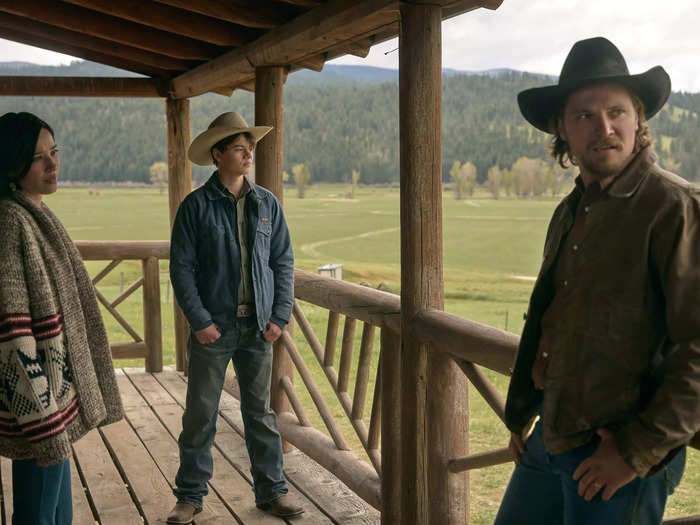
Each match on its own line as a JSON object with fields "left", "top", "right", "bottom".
{"left": 573, "top": 244, "right": 579, "bottom": 251}
{"left": 563, "top": 280, "right": 568, "bottom": 286}
{"left": 584, "top": 205, "right": 590, "bottom": 213}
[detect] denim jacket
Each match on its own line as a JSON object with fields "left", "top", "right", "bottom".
{"left": 170, "top": 173, "right": 294, "bottom": 333}
{"left": 505, "top": 148, "right": 700, "bottom": 477}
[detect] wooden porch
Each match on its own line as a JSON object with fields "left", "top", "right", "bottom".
{"left": 0, "top": 367, "right": 378, "bottom": 525}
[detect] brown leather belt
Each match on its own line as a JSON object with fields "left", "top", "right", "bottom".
{"left": 236, "top": 304, "right": 255, "bottom": 318}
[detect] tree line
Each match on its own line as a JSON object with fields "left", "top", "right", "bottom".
{"left": 1, "top": 62, "right": 697, "bottom": 185}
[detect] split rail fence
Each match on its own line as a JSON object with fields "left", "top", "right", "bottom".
{"left": 75, "top": 241, "right": 700, "bottom": 525}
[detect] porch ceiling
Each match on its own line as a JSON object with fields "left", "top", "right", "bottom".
{"left": 0, "top": 0, "right": 502, "bottom": 97}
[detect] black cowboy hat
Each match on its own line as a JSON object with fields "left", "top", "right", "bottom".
{"left": 518, "top": 37, "right": 671, "bottom": 133}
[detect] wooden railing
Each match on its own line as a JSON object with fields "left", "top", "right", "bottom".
{"left": 76, "top": 241, "right": 168, "bottom": 373}
{"left": 74, "top": 242, "right": 699, "bottom": 524}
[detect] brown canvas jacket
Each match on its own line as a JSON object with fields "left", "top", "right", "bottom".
{"left": 504, "top": 147, "right": 700, "bottom": 477}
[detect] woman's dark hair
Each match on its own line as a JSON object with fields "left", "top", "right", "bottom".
{"left": 0, "top": 112, "right": 54, "bottom": 197}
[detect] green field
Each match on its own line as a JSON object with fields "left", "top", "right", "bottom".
{"left": 45, "top": 185, "right": 699, "bottom": 523}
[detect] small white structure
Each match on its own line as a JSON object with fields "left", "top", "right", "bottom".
{"left": 318, "top": 263, "right": 343, "bottom": 280}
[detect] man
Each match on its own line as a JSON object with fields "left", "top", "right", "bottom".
{"left": 167, "top": 112, "right": 302, "bottom": 523}
{"left": 496, "top": 37, "right": 700, "bottom": 524}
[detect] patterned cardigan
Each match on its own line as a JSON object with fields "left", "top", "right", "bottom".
{"left": 0, "top": 192, "right": 123, "bottom": 466}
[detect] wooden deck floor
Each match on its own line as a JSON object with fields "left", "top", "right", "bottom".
{"left": 0, "top": 367, "right": 379, "bottom": 524}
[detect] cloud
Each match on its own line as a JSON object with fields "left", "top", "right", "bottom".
{"left": 332, "top": 0, "right": 700, "bottom": 92}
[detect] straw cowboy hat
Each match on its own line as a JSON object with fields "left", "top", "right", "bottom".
{"left": 517, "top": 37, "right": 671, "bottom": 133}
{"left": 188, "top": 112, "right": 272, "bottom": 166}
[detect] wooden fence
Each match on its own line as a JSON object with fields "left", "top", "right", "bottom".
{"left": 77, "top": 241, "right": 167, "bottom": 373}
{"left": 75, "top": 241, "right": 700, "bottom": 524}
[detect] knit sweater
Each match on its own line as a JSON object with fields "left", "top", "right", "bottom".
{"left": 0, "top": 192, "right": 123, "bottom": 466}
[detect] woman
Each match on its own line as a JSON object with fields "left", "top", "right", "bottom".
{"left": 0, "top": 112, "right": 123, "bottom": 524}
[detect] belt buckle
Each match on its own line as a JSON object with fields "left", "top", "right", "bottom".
{"left": 237, "top": 304, "right": 253, "bottom": 318}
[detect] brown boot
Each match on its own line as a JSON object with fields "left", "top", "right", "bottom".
{"left": 166, "top": 502, "right": 202, "bottom": 524}
{"left": 257, "top": 494, "right": 305, "bottom": 518}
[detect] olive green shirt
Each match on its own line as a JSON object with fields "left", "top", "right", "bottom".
{"left": 214, "top": 175, "right": 253, "bottom": 307}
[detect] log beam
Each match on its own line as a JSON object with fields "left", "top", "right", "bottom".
{"left": 61, "top": 0, "right": 259, "bottom": 47}
{"left": 0, "top": 0, "right": 219, "bottom": 60}
{"left": 0, "top": 12, "right": 196, "bottom": 72}
{"left": 399, "top": 4, "right": 469, "bottom": 524}
{"left": 0, "top": 76, "right": 165, "bottom": 97}
{"left": 166, "top": 98, "right": 192, "bottom": 373}
{"left": 169, "top": 0, "right": 396, "bottom": 98}
{"left": 0, "top": 26, "right": 168, "bottom": 78}
{"left": 255, "top": 65, "right": 294, "bottom": 450}
{"left": 153, "top": 0, "right": 302, "bottom": 29}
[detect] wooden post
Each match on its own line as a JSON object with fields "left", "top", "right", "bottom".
{"left": 166, "top": 96, "right": 192, "bottom": 373}
{"left": 380, "top": 328, "right": 401, "bottom": 525}
{"left": 142, "top": 256, "right": 163, "bottom": 373}
{"left": 399, "top": 4, "right": 469, "bottom": 524}
{"left": 255, "top": 66, "right": 294, "bottom": 451}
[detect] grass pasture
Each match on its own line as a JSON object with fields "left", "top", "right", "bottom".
{"left": 45, "top": 185, "right": 699, "bottom": 523}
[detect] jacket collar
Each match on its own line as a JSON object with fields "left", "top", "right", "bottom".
{"left": 606, "top": 146, "right": 657, "bottom": 198}
{"left": 203, "top": 172, "right": 261, "bottom": 202}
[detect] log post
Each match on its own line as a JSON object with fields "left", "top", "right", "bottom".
{"left": 399, "top": 4, "right": 469, "bottom": 524}
{"left": 380, "top": 327, "right": 401, "bottom": 525}
{"left": 166, "top": 96, "right": 192, "bottom": 373}
{"left": 254, "top": 66, "right": 294, "bottom": 451}
{"left": 142, "top": 256, "right": 163, "bottom": 372}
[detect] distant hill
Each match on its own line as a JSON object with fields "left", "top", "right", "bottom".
{"left": 0, "top": 60, "right": 697, "bottom": 184}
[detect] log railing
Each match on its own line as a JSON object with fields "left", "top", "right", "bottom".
{"left": 76, "top": 241, "right": 168, "bottom": 373}
{"left": 73, "top": 242, "right": 699, "bottom": 523}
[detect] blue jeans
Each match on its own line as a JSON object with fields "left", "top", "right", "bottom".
{"left": 495, "top": 420, "right": 686, "bottom": 525}
{"left": 12, "top": 458, "right": 72, "bottom": 525}
{"left": 173, "top": 317, "right": 287, "bottom": 507}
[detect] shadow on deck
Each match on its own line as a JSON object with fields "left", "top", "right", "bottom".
{"left": 0, "top": 367, "right": 379, "bottom": 525}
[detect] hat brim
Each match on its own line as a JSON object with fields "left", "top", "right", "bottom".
{"left": 188, "top": 125, "right": 272, "bottom": 166}
{"left": 518, "top": 66, "right": 671, "bottom": 133}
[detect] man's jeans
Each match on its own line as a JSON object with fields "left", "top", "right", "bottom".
{"left": 495, "top": 420, "right": 686, "bottom": 525}
{"left": 12, "top": 458, "right": 72, "bottom": 525}
{"left": 173, "top": 318, "right": 287, "bottom": 507}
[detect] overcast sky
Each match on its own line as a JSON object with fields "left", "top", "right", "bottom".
{"left": 0, "top": 0, "right": 697, "bottom": 93}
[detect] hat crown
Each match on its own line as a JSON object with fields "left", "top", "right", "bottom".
{"left": 207, "top": 111, "right": 249, "bottom": 131}
{"left": 559, "top": 37, "right": 630, "bottom": 87}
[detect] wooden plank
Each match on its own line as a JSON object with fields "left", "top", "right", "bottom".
{"left": 169, "top": 0, "right": 397, "bottom": 98}
{"left": 155, "top": 0, "right": 302, "bottom": 29}
{"left": 134, "top": 377, "right": 283, "bottom": 524}
{"left": 1, "top": 457, "right": 12, "bottom": 525}
{"left": 283, "top": 449, "right": 379, "bottom": 525}
{"left": 100, "top": 419, "right": 175, "bottom": 524}
{"left": 0, "top": 0, "right": 219, "bottom": 60}
{"left": 183, "top": 371, "right": 377, "bottom": 524}
{"left": 0, "top": 12, "right": 196, "bottom": 72}
{"left": 153, "top": 370, "right": 332, "bottom": 524}
{"left": 71, "top": 429, "right": 143, "bottom": 523}
{"left": 0, "top": 76, "right": 164, "bottom": 98}
{"left": 69, "top": 455, "right": 97, "bottom": 525}
{"left": 0, "top": 24, "right": 168, "bottom": 77}
{"left": 165, "top": 97, "right": 193, "bottom": 373}
{"left": 61, "top": 0, "right": 257, "bottom": 46}
{"left": 182, "top": 372, "right": 377, "bottom": 524}
{"left": 116, "top": 370, "right": 234, "bottom": 523}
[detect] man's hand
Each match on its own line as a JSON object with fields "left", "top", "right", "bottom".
{"left": 573, "top": 428, "right": 637, "bottom": 501}
{"left": 195, "top": 323, "right": 221, "bottom": 344}
{"left": 509, "top": 432, "right": 526, "bottom": 465}
{"left": 263, "top": 322, "right": 282, "bottom": 342}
